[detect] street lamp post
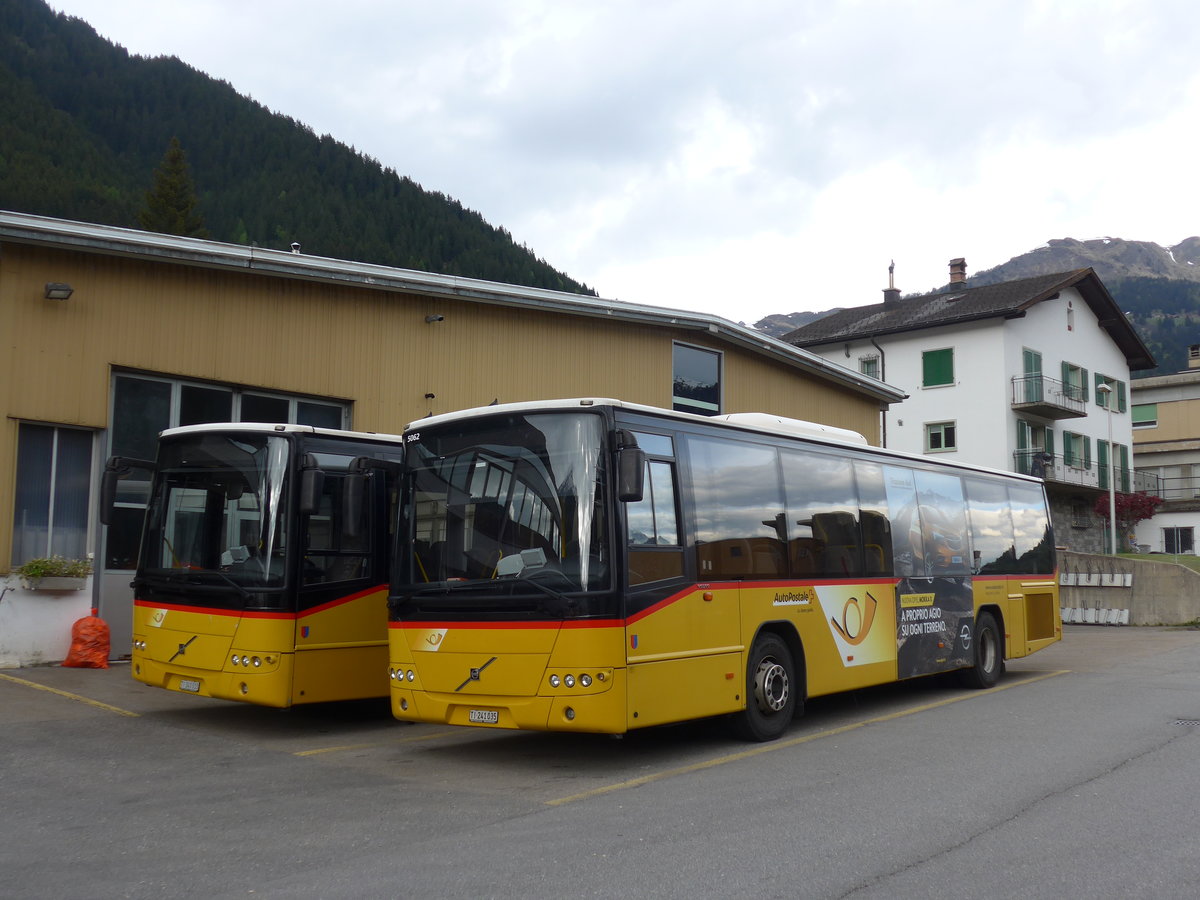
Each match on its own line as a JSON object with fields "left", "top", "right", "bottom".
{"left": 1097, "top": 382, "right": 1117, "bottom": 554}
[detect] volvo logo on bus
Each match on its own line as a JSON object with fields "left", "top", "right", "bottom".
{"left": 455, "top": 656, "right": 497, "bottom": 692}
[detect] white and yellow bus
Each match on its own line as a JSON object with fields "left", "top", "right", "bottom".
{"left": 104, "top": 423, "right": 404, "bottom": 707}
{"left": 386, "top": 399, "right": 1060, "bottom": 741}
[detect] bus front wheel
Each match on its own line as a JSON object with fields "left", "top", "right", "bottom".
{"left": 958, "top": 610, "right": 1002, "bottom": 689}
{"left": 731, "top": 632, "right": 795, "bottom": 742}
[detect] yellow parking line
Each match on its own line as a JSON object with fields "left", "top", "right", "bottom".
{"left": 0, "top": 671, "right": 140, "bottom": 717}
{"left": 546, "top": 669, "right": 1070, "bottom": 807}
{"left": 294, "top": 728, "right": 461, "bottom": 756}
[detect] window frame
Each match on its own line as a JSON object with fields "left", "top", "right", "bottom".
{"left": 671, "top": 342, "right": 723, "bottom": 416}
{"left": 924, "top": 421, "right": 957, "bottom": 453}
{"left": 10, "top": 422, "right": 97, "bottom": 566}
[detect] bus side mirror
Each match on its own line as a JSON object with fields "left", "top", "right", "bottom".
{"left": 299, "top": 460, "right": 325, "bottom": 516}
{"left": 343, "top": 472, "right": 367, "bottom": 539}
{"left": 100, "top": 456, "right": 156, "bottom": 525}
{"left": 617, "top": 448, "right": 646, "bottom": 503}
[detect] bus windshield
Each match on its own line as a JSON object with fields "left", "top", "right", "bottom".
{"left": 140, "top": 433, "right": 291, "bottom": 598}
{"left": 399, "top": 412, "right": 609, "bottom": 597}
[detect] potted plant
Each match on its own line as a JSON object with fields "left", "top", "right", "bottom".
{"left": 14, "top": 555, "right": 94, "bottom": 591}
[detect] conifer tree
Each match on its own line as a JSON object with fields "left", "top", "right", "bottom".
{"left": 138, "top": 137, "right": 208, "bottom": 237}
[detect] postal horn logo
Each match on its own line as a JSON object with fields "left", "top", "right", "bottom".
{"left": 830, "top": 592, "right": 878, "bottom": 646}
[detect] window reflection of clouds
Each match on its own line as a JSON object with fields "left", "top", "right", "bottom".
{"left": 781, "top": 451, "right": 857, "bottom": 535}
{"left": 964, "top": 478, "right": 1016, "bottom": 573}
{"left": 913, "top": 470, "right": 970, "bottom": 576}
{"left": 688, "top": 437, "right": 783, "bottom": 543}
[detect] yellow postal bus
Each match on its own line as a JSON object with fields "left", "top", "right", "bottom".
{"left": 386, "top": 399, "right": 1060, "bottom": 740}
{"left": 104, "top": 423, "right": 404, "bottom": 707}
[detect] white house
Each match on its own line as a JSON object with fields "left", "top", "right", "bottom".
{"left": 1131, "top": 356, "right": 1200, "bottom": 554}
{"left": 785, "top": 260, "right": 1158, "bottom": 553}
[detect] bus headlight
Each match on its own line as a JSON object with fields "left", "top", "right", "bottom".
{"left": 580, "top": 674, "right": 592, "bottom": 688}
{"left": 564, "top": 675, "right": 576, "bottom": 688}
{"left": 549, "top": 674, "right": 560, "bottom": 688}
{"left": 406, "top": 670, "right": 416, "bottom": 682}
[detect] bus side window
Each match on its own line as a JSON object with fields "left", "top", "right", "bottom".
{"left": 303, "top": 474, "right": 371, "bottom": 584}
{"left": 964, "top": 477, "right": 1016, "bottom": 574}
{"left": 687, "top": 436, "right": 786, "bottom": 579}
{"left": 854, "top": 461, "right": 893, "bottom": 576}
{"left": 782, "top": 449, "right": 863, "bottom": 578}
{"left": 626, "top": 459, "right": 683, "bottom": 585}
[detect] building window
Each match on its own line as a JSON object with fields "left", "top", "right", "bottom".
{"left": 1132, "top": 403, "right": 1157, "bottom": 429}
{"left": 11, "top": 424, "right": 94, "bottom": 565}
{"left": 672, "top": 343, "right": 721, "bottom": 416}
{"left": 1062, "top": 431, "right": 1091, "bottom": 469}
{"left": 1062, "top": 362, "right": 1088, "bottom": 403}
{"left": 104, "top": 373, "right": 349, "bottom": 571}
{"left": 1163, "top": 527, "right": 1194, "bottom": 555}
{"left": 1094, "top": 374, "right": 1127, "bottom": 411}
{"left": 1067, "top": 300, "right": 1074, "bottom": 332}
{"left": 921, "top": 348, "right": 954, "bottom": 387}
{"left": 859, "top": 355, "right": 880, "bottom": 379}
{"left": 925, "top": 421, "right": 956, "bottom": 452}
{"left": 1071, "top": 501, "right": 1091, "bottom": 528}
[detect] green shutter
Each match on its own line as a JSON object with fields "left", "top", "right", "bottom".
{"left": 922, "top": 348, "right": 954, "bottom": 387}
{"left": 1081, "top": 368, "right": 1089, "bottom": 403}
{"left": 1118, "top": 380, "right": 1127, "bottom": 412}
{"left": 1132, "top": 403, "right": 1157, "bottom": 426}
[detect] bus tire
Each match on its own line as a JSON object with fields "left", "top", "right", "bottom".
{"left": 958, "top": 610, "right": 1002, "bottom": 689}
{"left": 731, "top": 632, "right": 795, "bottom": 742}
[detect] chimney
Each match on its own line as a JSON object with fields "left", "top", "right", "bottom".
{"left": 949, "top": 258, "right": 967, "bottom": 284}
{"left": 883, "top": 259, "right": 900, "bottom": 308}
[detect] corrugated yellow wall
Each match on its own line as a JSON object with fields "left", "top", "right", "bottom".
{"left": 1, "top": 242, "right": 882, "bottom": 569}
{"left": 1135, "top": 397, "right": 1200, "bottom": 445}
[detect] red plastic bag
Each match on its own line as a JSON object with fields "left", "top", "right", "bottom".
{"left": 63, "top": 609, "right": 110, "bottom": 669}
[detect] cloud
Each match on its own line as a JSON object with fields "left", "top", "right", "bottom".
{"left": 47, "top": 0, "right": 1200, "bottom": 323}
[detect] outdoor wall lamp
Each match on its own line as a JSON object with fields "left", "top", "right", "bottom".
{"left": 425, "top": 314, "right": 445, "bottom": 323}
{"left": 44, "top": 282, "right": 74, "bottom": 300}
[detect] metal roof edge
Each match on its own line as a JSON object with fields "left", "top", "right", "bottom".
{"left": 1, "top": 210, "right": 905, "bottom": 404}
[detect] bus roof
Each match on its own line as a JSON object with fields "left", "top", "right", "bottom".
{"left": 405, "top": 398, "right": 1044, "bottom": 486}
{"left": 159, "top": 422, "right": 407, "bottom": 443}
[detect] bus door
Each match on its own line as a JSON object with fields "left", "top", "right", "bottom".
{"left": 291, "top": 448, "right": 395, "bottom": 702}
{"left": 623, "top": 438, "right": 743, "bottom": 728}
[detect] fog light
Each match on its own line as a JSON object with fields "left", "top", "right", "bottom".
{"left": 239, "top": 683, "right": 249, "bottom": 695}
{"left": 400, "top": 698, "right": 409, "bottom": 711}
{"left": 564, "top": 707, "right": 575, "bottom": 721}
{"left": 549, "top": 674, "right": 560, "bottom": 688}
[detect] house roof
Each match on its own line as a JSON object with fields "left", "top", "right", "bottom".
{"left": 0, "top": 210, "right": 905, "bottom": 404}
{"left": 784, "top": 268, "right": 1156, "bottom": 371}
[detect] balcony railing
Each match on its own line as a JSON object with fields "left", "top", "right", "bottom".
{"left": 1010, "top": 375, "right": 1087, "bottom": 419}
{"left": 1014, "top": 449, "right": 1162, "bottom": 494}
{"left": 1149, "top": 475, "right": 1200, "bottom": 503}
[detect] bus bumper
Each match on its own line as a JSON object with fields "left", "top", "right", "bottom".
{"left": 389, "top": 669, "right": 628, "bottom": 734}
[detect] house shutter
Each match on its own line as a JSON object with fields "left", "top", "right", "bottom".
{"left": 922, "top": 349, "right": 954, "bottom": 387}
{"left": 1118, "top": 380, "right": 1127, "bottom": 412}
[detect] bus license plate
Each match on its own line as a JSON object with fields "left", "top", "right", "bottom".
{"left": 468, "top": 709, "right": 499, "bottom": 724}
{"left": 179, "top": 679, "right": 201, "bottom": 693}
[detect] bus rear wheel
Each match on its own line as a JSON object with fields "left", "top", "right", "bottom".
{"left": 958, "top": 611, "right": 1002, "bottom": 689}
{"left": 731, "top": 632, "right": 795, "bottom": 742}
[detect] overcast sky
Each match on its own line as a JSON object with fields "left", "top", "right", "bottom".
{"left": 48, "top": 0, "right": 1200, "bottom": 326}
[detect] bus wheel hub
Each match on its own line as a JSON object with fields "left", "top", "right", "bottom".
{"left": 753, "top": 660, "right": 789, "bottom": 713}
